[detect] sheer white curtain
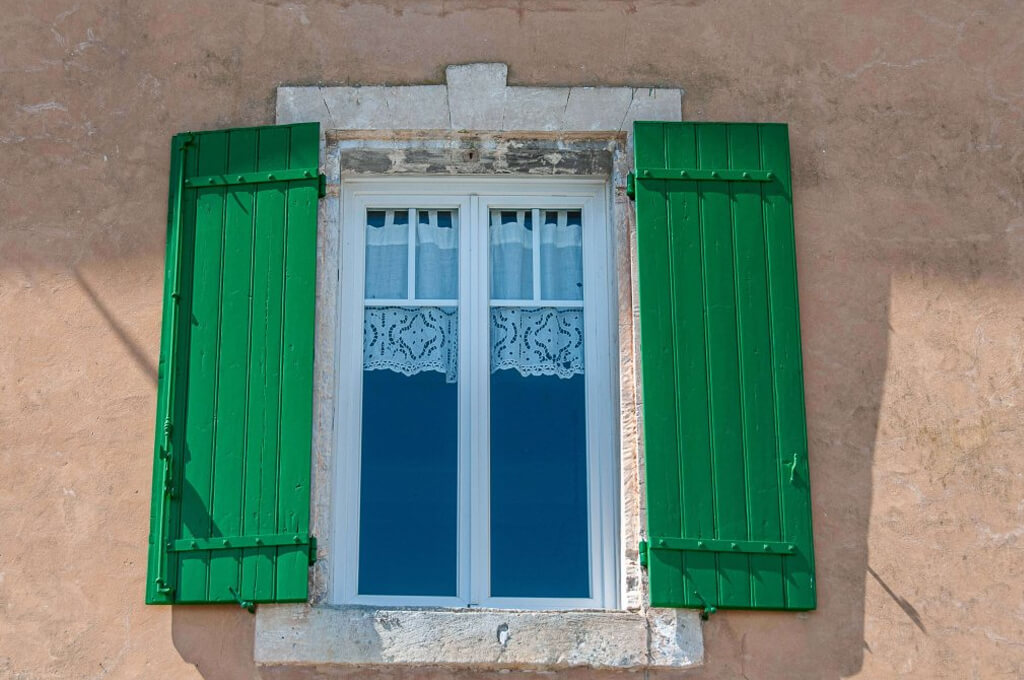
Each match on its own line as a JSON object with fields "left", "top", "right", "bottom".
{"left": 362, "top": 208, "right": 585, "bottom": 382}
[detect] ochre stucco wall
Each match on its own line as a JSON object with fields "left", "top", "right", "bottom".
{"left": 1, "top": 2, "right": 1022, "bottom": 678}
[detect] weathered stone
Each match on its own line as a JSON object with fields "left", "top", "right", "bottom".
{"left": 562, "top": 87, "right": 634, "bottom": 131}
{"left": 446, "top": 63, "right": 508, "bottom": 130}
{"left": 383, "top": 85, "right": 450, "bottom": 129}
{"left": 502, "top": 87, "right": 571, "bottom": 131}
{"left": 276, "top": 87, "right": 331, "bottom": 127}
{"left": 255, "top": 605, "right": 702, "bottom": 669}
{"left": 277, "top": 64, "right": 683, "bottom": 136}
{"left": 620, "top": 88, "right": 684, "bottom": 133}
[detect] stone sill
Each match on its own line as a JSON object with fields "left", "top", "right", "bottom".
{"left": 254, "top": 604, "right": 703, "bottom": 670}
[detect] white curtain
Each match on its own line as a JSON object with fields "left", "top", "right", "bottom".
{"left": 489, "top": 210, "right": 583, "bottom": 300}
{"left": 362, "top": 209, "right": 585, "bottom": 382}
{"left": 364, "top": 209, "right": 459, "bottom": 300}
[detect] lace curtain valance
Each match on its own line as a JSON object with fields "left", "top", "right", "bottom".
{"left": 363, "top": 307, "right": 584, "bottom": 383}
{"left": 362, "top": 209, "right": 585, "bottom": 382}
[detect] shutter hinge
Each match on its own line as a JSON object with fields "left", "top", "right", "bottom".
{"left": 626, "top": 171, "right": 636, "bottom": 200}
{"left": 318, "top": 173, "right": 327, "bottom": 198}
{"left": 308, "top": 535, "right": 318, "bottom": 566}
{"left": 160, "top": 418, "right": 174, "bottom": 497}
{"left": 638, "top": 539, "right": 648, "bottom": 568}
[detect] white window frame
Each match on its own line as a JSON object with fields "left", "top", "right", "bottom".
{"left": 332, "top": 177, "right": 619, "bottom": 610}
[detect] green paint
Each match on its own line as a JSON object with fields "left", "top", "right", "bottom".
{"left": 146, "top": 123, "right": 320, "bottom": 605}
{"left": 633, "top": 122, "right": 816, "bottom": 611}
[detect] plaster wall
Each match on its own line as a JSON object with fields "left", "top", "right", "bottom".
{"left": 1, "top": 2, "right": 1023, "bottom": 679}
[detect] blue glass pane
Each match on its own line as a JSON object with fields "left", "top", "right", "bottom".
{"left": 489, "top": 369, "right": 589, "bottom": 598}
{"left": 359, "top": 368, "right": 458, "bottom": 596}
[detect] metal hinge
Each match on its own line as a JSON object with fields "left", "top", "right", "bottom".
{"left": 318, "top": 173, "right": 327, "bottom": 198}
{"left": 638, "top": 539, "right": 648, "bottom": 568}
{"left": 626, "top": 171, "right": 636, "bottom": 200}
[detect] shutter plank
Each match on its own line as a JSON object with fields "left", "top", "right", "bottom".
{"left": 760, "top": 125, "right": 816, "bottom": 609}
{"left": 260, "top": 127, "right": 290, "bottom": 602}
{"left": 167, "top": 141, "right": 199, "bottom": 601}
{"left": 146, "top": 134, "right": 188, "bottom": 604}
{"left": 275, "top": 127, "right": 318, "bottom": 600}
{"left": 730, "top": 124, "right": 786, "bottom": 608}
{"left": 207, "top": 128, "right": 258, "bottom": 602}
{"left": 241, "top": 128, "right": 289, "bottom": 601}
{"left": 634, "top": 122, "right": 686, "bottom": 607}
{"left": 695, "top": 124, "right": 750, "bottom": 608}
{"left": 178, "top": 131, "right": 229, "bottom": 602}
{"left": 664, "top": 123, "right": 716, "bottom": 609}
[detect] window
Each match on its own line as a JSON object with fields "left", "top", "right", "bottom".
{"left": 333, "top": 179, "right": 617, "bottom": 609}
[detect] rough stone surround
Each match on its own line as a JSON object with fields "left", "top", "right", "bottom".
{"left": 258, "top": 63, "right": 700, "bottom": 670}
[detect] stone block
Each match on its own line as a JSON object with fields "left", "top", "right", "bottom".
{"left": 562, "top": 87, "right": 634, "bottom": 131}
{"left": 447, "top": 63, "right": 508, "bottom": 130}
{"left": 502, "top": 87, "right": 570, "bottom": 131}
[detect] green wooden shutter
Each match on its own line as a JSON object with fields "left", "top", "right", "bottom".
{"left": 146, "top": 122, "right": 321, "bottom": 605}
{"left": 632, "top": 122, "right": 816, "bottom": 612}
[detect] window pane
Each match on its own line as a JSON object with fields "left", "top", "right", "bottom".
{"left": 489, "top": 307, "right": 589, "bottom": 598}
{"left": 365, "top": 209, "right": 408, "bottom": 299}
{"left": 490, "top": 209, "right": 533, "bottom": 300}
{"left": 540, "top": 210, "right": 583, "bottom": 300}
{"left": 359, "top": 306, "right": 458, "bottom": 596}
{"left": 416, "top": 210, "right": 458, "bottom": 299}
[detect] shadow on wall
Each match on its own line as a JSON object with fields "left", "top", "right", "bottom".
{"left": 74, "top": 268, "right": 158, "bottom": 387}
{"left": 173, "top": 607, "right": 263, "bottom": 680}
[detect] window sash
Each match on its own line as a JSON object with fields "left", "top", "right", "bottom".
{"left": 334, "top": 179, "right": 618, "bottom": 610}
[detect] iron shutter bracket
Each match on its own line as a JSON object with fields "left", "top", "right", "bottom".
{"left": 692, "top": 589, "right": 717, "bottom": 620}
{"left": 228, "top": 587, "right": 256, "bottom": 614}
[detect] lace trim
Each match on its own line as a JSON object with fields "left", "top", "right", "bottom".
{"left": 362, "top": 306, "right": 584, "bottom": 383}
{"left": 490, "top": 307, "right": 584, "bottom": 379}
{"left": 363, "top": 307, "right": 459, "bottom": 383}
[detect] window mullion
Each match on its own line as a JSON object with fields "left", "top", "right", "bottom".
{"left": 407, "top": 208, "right": 416, "bottom": 301}
{"left": 465, "top": 194, "right": 488, "bottom": 607}
{"left": 531, "top": 208, "right": 542, "bottom": 301}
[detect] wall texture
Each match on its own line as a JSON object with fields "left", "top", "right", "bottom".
{"left": 1, "top": 1, "right": 1022, "bottom": 679}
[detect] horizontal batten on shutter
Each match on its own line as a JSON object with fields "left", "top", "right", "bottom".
{"left": 646, "top": 538, "right": 797, "bottom": 555}
{"left": 183, "top": 168, "right": 320, "bottom": 188}
{"left": 634, "top": 168, "right": 773, "bottom": 182}
{"left": 169, "top": 533, "right": 311, "bottom": 552}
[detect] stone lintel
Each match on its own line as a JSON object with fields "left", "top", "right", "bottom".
{"left": 277, "top": 63, "right": 682, "bottom": 133}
